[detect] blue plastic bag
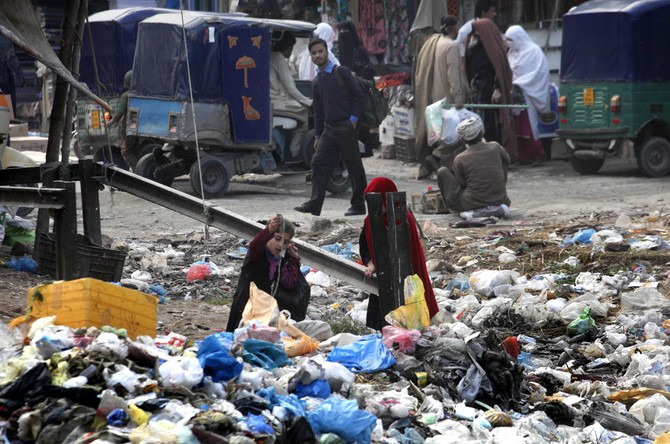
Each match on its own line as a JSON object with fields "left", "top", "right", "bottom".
{"left": 246, "top": 413, "right": 274, "bottom": 435}
{"left": 197, "top": 332, "right": 242, "bottom": 382}
{"left": 257, "top": 387, "right": 306, "bottom": 417}
{"left": 307, "top": 398, "right": 377, "bottom": 444}
{"left": 294, "top": 379, "right": 331, "bottom": 399}
{"left": 242, "top": 339, "right": 291, "bottom": 370}
{"left": 5, "top": 256, "right": 38, "bottom": 273}
{"left": 327, "top": 334, "right": 396, "bottom": 373}
{"left": 572, "top": 228, "right": 596, "bottom": 244}
{"left": 198, "top": 332, "right": 234, "bottom": 354}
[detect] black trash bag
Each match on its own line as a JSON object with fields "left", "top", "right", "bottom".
{"left": 26, "top": 385, "right": 101, "bottom": 409}
{"left": 277, "top": 416, "right": 318, "bottom": 444}
{"left": 584, "top": 402, "right": 648, "bottom": 437}
{"left": 0, "top": 362, "right": 51, "bottom": 412}
{"left": 464, "top": 331, "right": 525, "bottom": 410}
{"left": 535, "top": 400, "right": 578, "bottom": 426}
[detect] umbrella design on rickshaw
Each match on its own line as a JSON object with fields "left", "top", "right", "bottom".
{"left": 235, "top": 56, "right": 256, "bottom": 88}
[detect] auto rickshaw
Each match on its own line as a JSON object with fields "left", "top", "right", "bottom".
{"left": 127, "top": 12, "right": 351, "bottom": 198}
{"left": 557, "top": 0, "right": 670, "bottom": 176}
{"left": 75, "top": 7, "right": 174, "bottom": 164}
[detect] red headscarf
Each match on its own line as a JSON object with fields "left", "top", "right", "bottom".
{"left": 363, "top": 177, "right": 439, "bottom": 318}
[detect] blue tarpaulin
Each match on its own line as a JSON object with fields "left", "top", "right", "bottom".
{"left": 80, "top": 8, "right": 172, "bottom": 97}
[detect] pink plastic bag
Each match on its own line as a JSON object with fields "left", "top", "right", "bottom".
{"left": 381, "top": 326, "right": 421, "bottom": 355}
{"left": 186, "top": 264, "right": 211, "bottom": 282}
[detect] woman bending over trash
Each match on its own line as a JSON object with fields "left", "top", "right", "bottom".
{"left": 359, "top": 177, "right": 439, "bottom": 330}
{"left": 226, "top": 215, "right": 308, "bottom": 332}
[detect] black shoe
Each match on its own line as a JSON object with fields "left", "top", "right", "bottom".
{"left": 294, "top": 203, "right": 320, "bottom": 216}
{"left": 425, "top": 154, "right": 441, "bottom": 172}
{"left": 344, "top": 206, "right": 366, "bottom": 216}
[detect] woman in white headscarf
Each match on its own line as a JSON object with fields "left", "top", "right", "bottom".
{"left": 297, "top": 22, "right": 340, "bottom": 80}
{"left": 504, "top": 25, "right": 550, "bottom": 164}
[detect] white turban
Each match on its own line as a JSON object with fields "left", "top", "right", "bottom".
{"left": 456, "top": 117, "right": 483, "bottom": 141}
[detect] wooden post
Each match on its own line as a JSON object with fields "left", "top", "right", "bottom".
{"left": 385, "top": 191, "right": 411, "bottom": 307}
{"left": 61, "top": 0, "right": 88, "bottom": 166}
{"left": 79, "top": 159, "right": 101, "bottom": 244}
{"left": 365, "top": 191, "right": 411, "bottom": 323}
{"left": 35, "top": 0, "right": 83, "bottom": 258}
{"left": 53, "top": 181, "right": 78, "bottom": 280}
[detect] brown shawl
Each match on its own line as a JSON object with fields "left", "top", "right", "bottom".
{"left": 471, "top": 19, "right": 518, "bottom": 160}
{"left": 413, "top": 33, "right": 441, "bottom": 178}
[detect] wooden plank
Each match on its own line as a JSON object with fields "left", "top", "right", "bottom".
{"left": 386, "top": 191, "right": 410, "bottom": 308}
{"left": 365, "top": 192, "right": 394, "bottom": 321}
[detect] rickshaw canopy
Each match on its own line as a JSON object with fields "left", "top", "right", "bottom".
{"left": 561, "top": 0, "right": 670, "bottom": 83}
{"left": 80, "top": 7, "right": 174, "bottom": 97}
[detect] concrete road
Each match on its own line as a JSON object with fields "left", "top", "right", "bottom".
{"left": 82, "top": 154, "right": 670, "bottom": 240}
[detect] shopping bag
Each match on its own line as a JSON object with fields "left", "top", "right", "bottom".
{"left": 277, "top": 311, "right": 320, "bottom": 357}
{"left": 425, "top": 99, "right": 445, "bottom": 146}
{"left": 440, "top": 107, "right": 481, "bottom": 145}
{"left": 440, "top": 107, "right": 461, "bottom": 145}
{"left": 384, "top": 274, "right": 430, "bottom": 330}
{"left": 242, "top": 282, "right": 279, "bottom": 327}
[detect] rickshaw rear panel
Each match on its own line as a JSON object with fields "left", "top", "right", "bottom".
{"left": 558, "top": 0, "right": 670, "bottom": 176}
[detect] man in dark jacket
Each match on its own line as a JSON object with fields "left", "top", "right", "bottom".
{"left": 294, "top": 37, "right": 368, "bottom": 217}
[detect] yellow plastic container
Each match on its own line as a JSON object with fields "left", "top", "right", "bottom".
{"left": 26, "top": 278, "right": 159, "bottom": 339}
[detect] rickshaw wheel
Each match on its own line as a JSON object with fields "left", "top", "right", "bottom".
{"left": 72, "top": 132, "right": 95, "bottom": 159}
{"left": 189, "top": 155, "right": 230, "bottom": 199}
{"left": 637, "top": 136, "right": 670, "bottom": 177}
{"left": 93, "top": 146, "right": 129, "bottom": 170}
{"left": 135, "top": 153, "right": 174, "bottom": 186}
{"left": 570, "top": 157, "right": 604, "bottom": 175}
{"left": 326, "top": 163, "right": 351, "bottom": 194}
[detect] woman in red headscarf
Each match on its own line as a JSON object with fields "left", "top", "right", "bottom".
{"left": 359, "top": 177, "right": 439, "bottom": 330}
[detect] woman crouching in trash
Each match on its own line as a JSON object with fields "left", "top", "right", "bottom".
{"left": 226, "top": 215, "right": 310, "bottom": 332}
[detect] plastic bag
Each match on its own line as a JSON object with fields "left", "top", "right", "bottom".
{"left": 307, "top": 398, "right": 377, "bottom": 444}
{"left": 242, "top": 339, "right": 291, "bottom": 370}
{"left": 294, "top": 379, "right": 331, "bottom": 399}
{"left": 185, "top": 263, "right": 210, "bottom": 282}
{"left": 159, "top": 357, "right": 203, "bottom": 389}
{"left": 441, "top": 107, "right": 461, "bottom": 145}
{"left": 440, "top": 107, "right": 481, "bottom": 145}
{"left": 327, "top": 334, "right": 396, "bottom": 373}
{"left": 385, "top": 274, "right": 430, "bottom": 330}
{"left": 276, "top": 312, "right": 320, "bottom": 357}
{"left": 381, "top": 326, "right": 421, "bottom": 355}
{"left": 425, "top": 99, "right": 445, "bottom": 146}
{"left": 621, "top": 288, "right": 670, "bottom": 314}
{"left": 242, "top": 282, "right": 279, "bottom": 327}
{"left": 197, "top": 332, "right": 243, "bottom": 382}
{"left": 566, "top": 307, "right": 596, "bottom": 337}
{"left": 5, "top": 256, "right": 38, "bottom": 273}
{"left": 283, "top": 335, "right": 320, "bottom": 358}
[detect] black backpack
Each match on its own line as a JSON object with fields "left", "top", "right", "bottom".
{"left": 334, "top": 66, "right": 389, "bottom": 129}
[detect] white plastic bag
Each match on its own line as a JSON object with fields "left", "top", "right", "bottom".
{"left": 440, "top": 108, "right": 461, "bottom": 145}
{"left": 425, "top": 99, "right": 445, "bottom": 146}
{"left": 440, "top": 107, "right": 481, "bottom": 145}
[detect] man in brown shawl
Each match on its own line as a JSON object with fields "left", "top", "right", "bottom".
{"left": 413, "top": 16, "right": 467, "bottom": 180}
{"left": 464, "top": 18, "right": 517, "bottom": 161}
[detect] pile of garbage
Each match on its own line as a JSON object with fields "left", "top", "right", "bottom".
{"left": 2, "top": 212, "right": 670, "bottom": 442}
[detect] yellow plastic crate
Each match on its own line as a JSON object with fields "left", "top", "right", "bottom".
{"left": 26, "top": 278, "right": 159, "bottom": 339}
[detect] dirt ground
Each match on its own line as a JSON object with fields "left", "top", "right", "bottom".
{"left": 1, "top": 152, "right": 669, "bottom": 339}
